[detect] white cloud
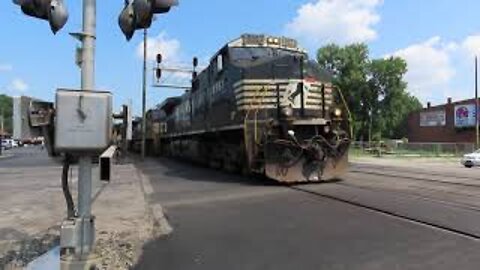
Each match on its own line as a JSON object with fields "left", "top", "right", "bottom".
{"left": 136, "top": 31, "right": 182, "bottom": 64}
{"left": 285, "top": 0, "right": 382, "bottom": 48}
{"left": 391, "top": 37, "right": 455, "bottom": 102}
{"left": 136, "top": 31, "right": 193, "bottom": 85}
{"left": 9, "top": 78, "right": 28, "bottom": 92}
{"left": 461, "top": 34, "right": 480, "bottom": 58}
{"left": 0, "top": 64, "right": 12, "bottom": 72}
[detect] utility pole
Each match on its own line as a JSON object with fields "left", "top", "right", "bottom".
{"left": 141, "top": 28, "right": 147, "bottom": 160}
{"left": 0, "top": 109, "right": 3, "bottom": 156}
{"left": 476, "top": 56, "right": 479, "bottom": 148}
{"left": 76, "top": 0, "right": 96, "bottom": 259}
{"left": 368, "top": 109, "right": 372, "bottom": 146}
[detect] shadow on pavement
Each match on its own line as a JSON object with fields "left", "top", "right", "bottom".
{"left": 0, "top": 226, "right": 60, "bottom": 268}
{"left": 134, "top": 156, "right": 277, "bottom": 187}
{"left": 130, "top": 156, "right": 286, "bottom": 269}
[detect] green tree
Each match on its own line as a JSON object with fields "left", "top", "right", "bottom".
{"left": 317, "top": 44, "right": 422, "bottom": 140}
{"left": 0, "top": 94, "right": 13, "bottom": 134}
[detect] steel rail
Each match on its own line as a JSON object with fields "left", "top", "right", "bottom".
{"left": 289, "top": 185, "right": 480, "bottom": 240}
{"left": 349, "top": 168, "right": 480, "bottom": 189}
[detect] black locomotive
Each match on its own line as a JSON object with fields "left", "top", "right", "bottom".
{"left": 146, "top": 34, "right": 350, "bottom": 183}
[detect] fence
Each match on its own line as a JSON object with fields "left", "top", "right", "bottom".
{"left": 351, "top": 141, "right": 475, "bottom": 157}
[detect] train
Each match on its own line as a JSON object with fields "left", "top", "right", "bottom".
{"left": 141, "top": 34, "right": 351, "bottom": 183}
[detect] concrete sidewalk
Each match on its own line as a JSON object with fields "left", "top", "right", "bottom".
{"left": 0, "top": 156, "right": 168, "bottom": 269}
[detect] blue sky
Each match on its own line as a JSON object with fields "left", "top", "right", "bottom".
{"left": 1, "top": 0, "right": 480, "bottom": 114}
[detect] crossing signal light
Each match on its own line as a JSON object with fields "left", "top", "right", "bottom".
{"left": 155, "top": 53, "right": 162, "bottom": 81}
{"left": 155, "top": 68, "right": 162, "bottom": 81}
{"left": 156, "top": 53, "right": 163, "bottom": 65}
{"left": 13, "top": 0, "right": 69, "bottom": 34}
{"left": 118, "top": 1, "right": 135, "bottom": 41}
{"left": 118, "top": 0, "right": 179, "bottom": 41}
{"left": 193, "top": 57, "right": 198, "bottom": 68}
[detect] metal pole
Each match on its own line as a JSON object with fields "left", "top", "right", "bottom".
{"left": 77, "top": 0, "right": 96, "bottom": 256}
{"left": 0, "top": 110, "right": 3, "bottom": 156}
{"left": 369, "top": 110, "right": 373, "bottom": 147}
{"left": 141, "top": 28, "right": 147, "bottom": 160}
{"left": 475, "top": 56, "right": 479, "bottom": 148}
{"left": 299, "top": 55, "right": 305, "bottom": 117}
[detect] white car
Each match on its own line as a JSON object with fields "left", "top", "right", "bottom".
{"left": 1, "top": 139, "right": 12, "bottom": 150}
{"left": 461, "top": 150, "right": 480, "bottom": 168}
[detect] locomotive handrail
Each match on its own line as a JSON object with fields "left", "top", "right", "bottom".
{"left": 335, "top": 86, "right": 354, "bottom": 139}
{"left": 254, "top": 86, "right": 269, "bottom": 144}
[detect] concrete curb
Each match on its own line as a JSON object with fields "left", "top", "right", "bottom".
{"left": 135, "top": 166, "right": 173, "bottom": 237}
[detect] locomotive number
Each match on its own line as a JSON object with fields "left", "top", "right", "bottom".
{"left": 275, "top": 166, "right": 288, "bottom": 177}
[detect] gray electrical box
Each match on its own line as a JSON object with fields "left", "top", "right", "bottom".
{"left": 13, "top": 96, "right": 53, "bottom": 140}
{"left": 55, "top": 89, "right": 112, "bottom": 153}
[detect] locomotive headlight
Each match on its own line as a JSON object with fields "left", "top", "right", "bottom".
{"left": 267, "top": 37, "right": 280, "bottom": 45}
{"left": 323, "top": 125, "right": 331, "bottom": 134}
{"left": 281, "top": 106, "right": 293, "bottom": 117}
{"left": 333, "top": 108, "right": 342, "bottom": 118}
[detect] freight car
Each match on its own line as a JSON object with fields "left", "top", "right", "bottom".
{"left": 150, "top": 34, "right": 350, "bottom": 183}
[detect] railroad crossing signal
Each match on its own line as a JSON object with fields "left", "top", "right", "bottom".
{"left": 13, "top": 0, "right": 69, "bottom": 34}
{"left": 118, "top": 0, "right": 179, "bottom": 41}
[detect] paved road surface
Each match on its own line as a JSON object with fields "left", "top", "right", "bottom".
{"left": 3, "top": 148, "right": 480, "bottom": 269}
{"left": 133, "top": 158, "right": 480, "bottom": 270}
{"left": 0, "top": 145, "right": 57, "bottom": 168}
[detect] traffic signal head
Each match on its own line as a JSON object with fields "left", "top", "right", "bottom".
{"left": 13, "top": 0, "right": 69, "bottom": 34}
{"left": 118, "top": 0, "right": 179, "bottom": 41}
{"left": 151, "top": 0, "right": 178, "bottom": 13}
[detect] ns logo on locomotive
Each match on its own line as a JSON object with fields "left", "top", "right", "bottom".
{"left": 145, "top": 34, "right": 351, "bottom": 183}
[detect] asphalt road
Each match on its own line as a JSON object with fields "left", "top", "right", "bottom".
{"left": 0, "top": 145, "right": 58, "bottom": 168}
{"left": 3, "top": 149, "right": 480, "bottom": 269}
{"left": 133, "top": 158, "right": 480, "bottom": 270}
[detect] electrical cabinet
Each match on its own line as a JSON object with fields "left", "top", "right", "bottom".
{"left": 55, "top": 89, "right": 112, "bottom": 152}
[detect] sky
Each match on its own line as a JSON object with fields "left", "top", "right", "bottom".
{"left": 1, "top": 0, "right": 480, "bottom": 114}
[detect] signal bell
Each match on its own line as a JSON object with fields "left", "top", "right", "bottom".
{"left": 13, "top": 0, "right": 69, "bottom": 34}
{"left": 118, "top": 0, "right": 179, "bottom": 41}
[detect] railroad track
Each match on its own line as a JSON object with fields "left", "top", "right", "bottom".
{"left": 348, "top": 167, "right": 480, "bottom": 189}
{"left": 336, "top": 180, "right": 480, "bottom": 213}
{"left": 351, "top": 162, "right": 480, "bottom": 180}
{"left": 289, "top": 184, "right": 480, "bottom": 241}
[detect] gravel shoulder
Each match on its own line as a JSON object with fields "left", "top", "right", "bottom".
{"left": 0, "top": 151, "right": 167, "bottom": 269}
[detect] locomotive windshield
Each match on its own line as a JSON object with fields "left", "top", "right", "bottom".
{"left": 229, "top": 47, "right": 305, "bottom": 62}
{"left": 304, "top": 60, "right": 333, "bottom": 82}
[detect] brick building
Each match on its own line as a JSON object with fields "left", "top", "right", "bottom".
{"left": 407, "top": 98, "right": 480, "bottom": 143}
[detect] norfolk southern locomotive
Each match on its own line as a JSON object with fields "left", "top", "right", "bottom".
{"left": 146, "top": 34, "right": 350, "bottom": 183}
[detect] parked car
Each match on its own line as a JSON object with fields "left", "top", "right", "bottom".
{"left": 461, "top": 149, "right": 480, "bottom": 168}
{"left": 1, "top": 139, "right": 12, "bottom": 150}
{"left": 11, "top": 140, "right": 18, "bottom": 148}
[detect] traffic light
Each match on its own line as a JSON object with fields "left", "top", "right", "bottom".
{"left": 13, "top": 0, "right": 69, "bottom": 34}
{"left": 118, "top": 0, "right": 179, "bottom": 41}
